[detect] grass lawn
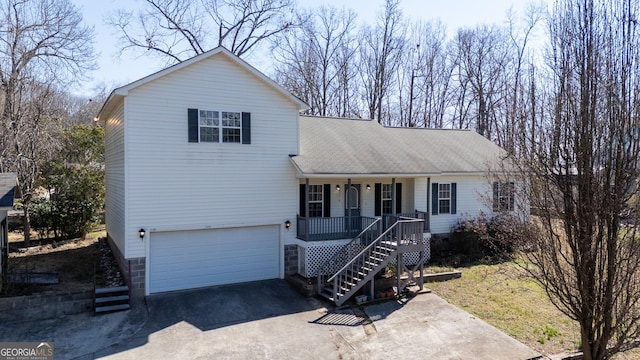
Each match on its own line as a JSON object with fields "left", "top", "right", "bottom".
{"left": 427, "top": 260, "right": 640, "bottom": 359}
{"left": 426, "top": 260, "right": 580, "bottom": 356}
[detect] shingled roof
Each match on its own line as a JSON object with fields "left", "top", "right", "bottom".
{"left": 289, "top": 116, "right": 507, "bottom": 177}
{"left": 0, "top": 173, "right": 16, "bottom": 208}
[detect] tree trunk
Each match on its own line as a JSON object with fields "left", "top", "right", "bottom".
{"left": 22, "top": 204, "right": 30, "bottom": 246}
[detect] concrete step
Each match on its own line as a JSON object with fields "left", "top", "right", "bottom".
{"left": 95, "top": 295, "right": 129, "bottom": 304}
{"left": 95, "top": 303, "right": 131, "bottom": 313}
{"left": 95, "top": 285, "right": 128, "bottom": 295}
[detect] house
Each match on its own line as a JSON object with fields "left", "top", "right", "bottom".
{"left": 96, "top": 47, "right": 524, "bottom": 298}
{"left": 0, "top": 173, "right": 17, "bottom": 289}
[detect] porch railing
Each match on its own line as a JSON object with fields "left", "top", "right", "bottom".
{"left": 383, "top": 210, "right": 429, "bottom": 232}
{"left": 296, "top": 216, "right": 378, "bottom": 241}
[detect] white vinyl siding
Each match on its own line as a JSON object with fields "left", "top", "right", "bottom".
{"left": 429, "top": 175, "right": 492, "bottom": 234}
{"left": 300, "top": 178, "right": 415, "bottom": 221}
{"left": 104, "top": 101, "right": 126, "bottom": 254}
{"left": 123, "top": 53, "right": 300, "bottom": 258}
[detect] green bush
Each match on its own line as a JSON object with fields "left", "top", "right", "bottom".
{"left": 40, "top": 163, "right": 104, "bottom": 239}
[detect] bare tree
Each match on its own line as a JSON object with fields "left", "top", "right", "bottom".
{"left": 272, "top": 6, "right": 357, "bottom": 117}
{"left": 108, "top": 0, "right": 296, "bottom": 62}
{"left": 501, "top": 2, "right": 545, "bottom": 155}
{"left": 449, "top": 25, "right": 510, "bottom": 139}
{"left": 401, "top": 20, "right": 452, "bottom": 128}
{"left": 359, "top": 0, "right": 404, "bottom": 124}
{"left": 519, "top": 0, "right": 640, "bottom": 358}
{"left": 0, "top": 0, "right": 95, "bottom": 244}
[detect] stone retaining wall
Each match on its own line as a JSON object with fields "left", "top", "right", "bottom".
{"left": 0, "top": 290, "right": 93, "bottom": 322}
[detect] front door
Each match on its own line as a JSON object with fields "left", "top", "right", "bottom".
{"left": 344, "top": 184, "right": 361, "bottom": 235}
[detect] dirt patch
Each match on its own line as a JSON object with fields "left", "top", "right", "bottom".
{"left": 3, "top": 228, "right": 124, "bottom": 297}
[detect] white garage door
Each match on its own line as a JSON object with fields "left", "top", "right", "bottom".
{"left": 148, "top": 225, "right": 280, "bottom": 294}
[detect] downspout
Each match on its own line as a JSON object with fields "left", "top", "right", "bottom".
{"left": 426, "top": 177, "right": 431, "bottom": 232}
{"left": 347, "top": 178, "right": 352, "bottom": 235}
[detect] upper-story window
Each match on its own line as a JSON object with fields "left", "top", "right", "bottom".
{"left": 199, "top": 110, "right": 219, "bottom": 143}
{"left": 199, "top": 110, "right": 241, "bottom": 143}
{"left": 188, "top": 108, "right": 250, "bottom": 144}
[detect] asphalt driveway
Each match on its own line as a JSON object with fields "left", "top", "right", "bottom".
{"left": 0, "top": 279, "right": 541, "bottom": 360}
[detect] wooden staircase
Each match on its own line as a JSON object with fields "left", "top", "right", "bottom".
{"left": 317, "top": 216, "right": 426, "bottom": 306}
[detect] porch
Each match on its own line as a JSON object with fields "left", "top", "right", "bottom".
{"left": 296, "top": 212, "right": 429, "bottom": 242}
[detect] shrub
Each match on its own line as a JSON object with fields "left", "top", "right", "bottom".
{"left": 449, "top": 212, "right": 532, "bottom": 259}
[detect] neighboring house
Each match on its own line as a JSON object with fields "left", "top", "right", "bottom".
{"left": 97, "top": 47, "right": 524, "bottom": 297}
{"left": 0, "top": 173, "right": 17, "bottom": 288}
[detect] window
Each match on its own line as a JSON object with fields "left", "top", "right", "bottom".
{"left": 438, "top": 183, "right": 451, "bottom": 214}
{"left": 198, "top": 110, "right": 242, "bottom": 143}
{"left": 308, "top": 185, "right": 324, "bottom": 218}
{"left": 493, "top": 182, "right": 515, "bottom": 211}
{"left": 199, "top": 110, "right": 219, "bottom": 142}
{"left": 431, "top": 182, "right": 456, "bottom": 215}
{"left": 382, "top": 184, "right": 393, "bottom": 214}
{"left": 221, "top": 112, "right": 241, "bottom": 143}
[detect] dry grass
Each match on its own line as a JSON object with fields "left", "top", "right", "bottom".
{"left": 4, "top": 225, "right": 107, "bottom": 296}
{"left": 427, "top": 260, "right": 640, "bottom": 358}
{"left": 427, "top": 260, "right": 580, "bottom": 356}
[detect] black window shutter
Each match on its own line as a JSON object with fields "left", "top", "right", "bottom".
{"left": 492, "top": 182, "right": 499, "bottom": 211}
{"left": 323, "top": 184, "right": 331, "bottom": 217}
{"left": 431, "top": 183, "right": 439, "bottom": 215}
{"left": 395, "top": 183, "right": 402, "bottom": 214}
{"left": 374, "top": 183, "right": 382, "bottom": 216}
{"left": 451, "top": 183, "right": 457, "bottom": 214}
{"left": 242, "top": 112, "right": 251, "bottom": 144}
{"left": 299, "top": 184, "right": 306, "bottom": 217}
{"left": 188, "top": 108, "right": 199, "bottom": 143}
{"left": 509, "top": 182, "right": 515, "bottom": 210}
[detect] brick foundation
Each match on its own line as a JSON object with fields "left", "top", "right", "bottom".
{"left": 106, "top": 234, "right": 145, "bottom": 297}
{"left": 284, "top": 244, "right": 299, "bottom": 275}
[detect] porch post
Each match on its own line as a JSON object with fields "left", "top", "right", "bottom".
{"left": 347, "top": 178, "right": 352, "bottom": 235}
{"left": 391, "top": 178, "right": 397, "bottom": 215}
{"left": 426, "top": 177, "right": 431, "bottom": 232}
{"left": 305, "top": 178, "right": 310, "bottom": 240}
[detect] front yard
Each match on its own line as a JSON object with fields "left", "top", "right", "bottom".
{"left": 427, "top": 260, "right": 640, "bottom": 359}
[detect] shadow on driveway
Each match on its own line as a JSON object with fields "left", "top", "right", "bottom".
{"left": 95, "top": 279, "right": 326, "bottom": 358}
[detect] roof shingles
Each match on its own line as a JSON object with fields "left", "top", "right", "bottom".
{"left": 0, "top": 173, "right": 16, "bottom": 208}
{"left": 290, "top": 116, "right": 506, "bottom": 176}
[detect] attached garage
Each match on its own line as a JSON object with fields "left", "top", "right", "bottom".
{"left": 148, "top": 225, "right": 280, "bottom": 294}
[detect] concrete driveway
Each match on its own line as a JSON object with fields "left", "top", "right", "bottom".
{"left": 0, "top": 279, "right": 541, "bottom": 360}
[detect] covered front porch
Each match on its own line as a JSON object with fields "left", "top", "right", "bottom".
{"left": 296, "top": 177, "right": 431, "bottom": 242}
{"left": 294, "top": 177, "right": 432, "bottom": 278}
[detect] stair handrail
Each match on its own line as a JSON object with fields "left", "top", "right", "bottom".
{"left": 316, "top": 217, "right": 381, "bottom": 278}
{"left": 326, "top": 220, "right": 403, "bottom": 284}
{"left": 326, "top": 218, "right": 425, "bottom": 305}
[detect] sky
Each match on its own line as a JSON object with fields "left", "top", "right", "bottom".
{"left": 73, "top": 0, "right": 543, "bottom": 97}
